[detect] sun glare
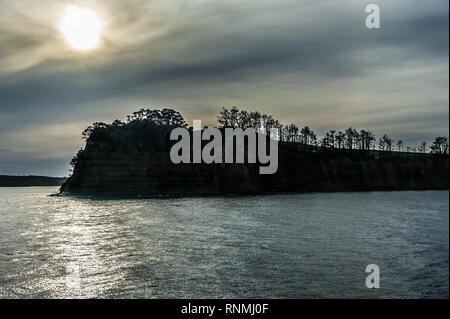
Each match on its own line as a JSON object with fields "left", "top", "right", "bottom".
{"left": 60, "top": 4, "right": 102, "bottom": 51}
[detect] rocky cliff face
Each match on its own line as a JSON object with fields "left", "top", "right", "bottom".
{"left": 60, "top": 145, "right": 449, "bottom": 197}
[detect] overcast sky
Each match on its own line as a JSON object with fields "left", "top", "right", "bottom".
{"left": 0, "top": 0, "right": 448, "bottom": 176}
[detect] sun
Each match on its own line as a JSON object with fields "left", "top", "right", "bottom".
{"left": 60, "top": 4, "right": 102, "bottom": 51}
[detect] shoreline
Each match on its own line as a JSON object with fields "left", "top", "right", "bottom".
{"left": 54, "top": 187, "right": 450, "bottom": 200}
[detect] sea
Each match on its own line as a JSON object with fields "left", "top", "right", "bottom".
{"left": 0, "top": 187, "right": 448, "bottom": 298}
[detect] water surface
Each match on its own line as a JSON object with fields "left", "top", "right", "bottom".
{"left": 0, "top": 187, "right": 448, "bottom": 298}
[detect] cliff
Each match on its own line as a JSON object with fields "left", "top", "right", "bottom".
{"left": 60, "top": 108, "right": 449, "bottom": 197}
{"left": 60, "top": 145, "right": 449, "bottom": 197}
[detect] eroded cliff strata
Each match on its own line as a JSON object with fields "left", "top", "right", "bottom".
{"left": 60, "top": 145, "right": 449, "bottom": 197}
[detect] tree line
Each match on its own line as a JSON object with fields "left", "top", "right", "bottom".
{"left": 217, "top": 107, "right": 449, "bottom": 155}
{"left": 81, "top": 108, "right": 187, "bottom": 141}
{"left": 78, "top": 107, "right": 449, "bottom": 157}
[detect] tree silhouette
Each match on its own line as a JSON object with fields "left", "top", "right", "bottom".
{"left": 344, "top": 127, "right": 358, "bottom": 151}
{"left": 418, "top": 142, "right": 427, "bottom": 153}
{"left": 336, "top": 131, "right": 345, "bottom": 150}
{"left": 229, "top": 107, "right": 240, "bottom": 128}
{"left": 379, "top": 134, "right": 394, "bottom": 152}
{"left": 286, "top": 124, "right": 299, "bottom": 142}
{"left": 320, "top": 130, "right": 338, "bottom": 149}
{"left": 430, "top": 137, "right": 449, "bottom": 154}
{"left": 217, "top": 107, "right": 231, "bottom": 127}
{"left": 82, "top": 122, "right": 109, "bottom": 141}
{"left": 359, "top": 130, "right": 375, "bottom": 151}
{"left": 217, "top": 107, "right": 281, "bottom": 134}
{"left": 126, "top": 108, "right": 187, "bottom": 127}
{"left": 249, "top": 111, "right": 262, "bottom": 129}
{"left": 300, "top": 126, "right": 312, "bottom": 145}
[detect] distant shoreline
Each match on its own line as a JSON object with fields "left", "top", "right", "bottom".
{"left": 0, "top": 175, "right": 66, "bottom": 187}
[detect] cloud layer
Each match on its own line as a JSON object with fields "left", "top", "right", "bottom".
{"left": 0, "top": 0, "right": 448, "bottom": 176}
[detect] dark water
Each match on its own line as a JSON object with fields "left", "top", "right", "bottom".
{"left": 0, "top": 187, "right": 448, "bottom": 298}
